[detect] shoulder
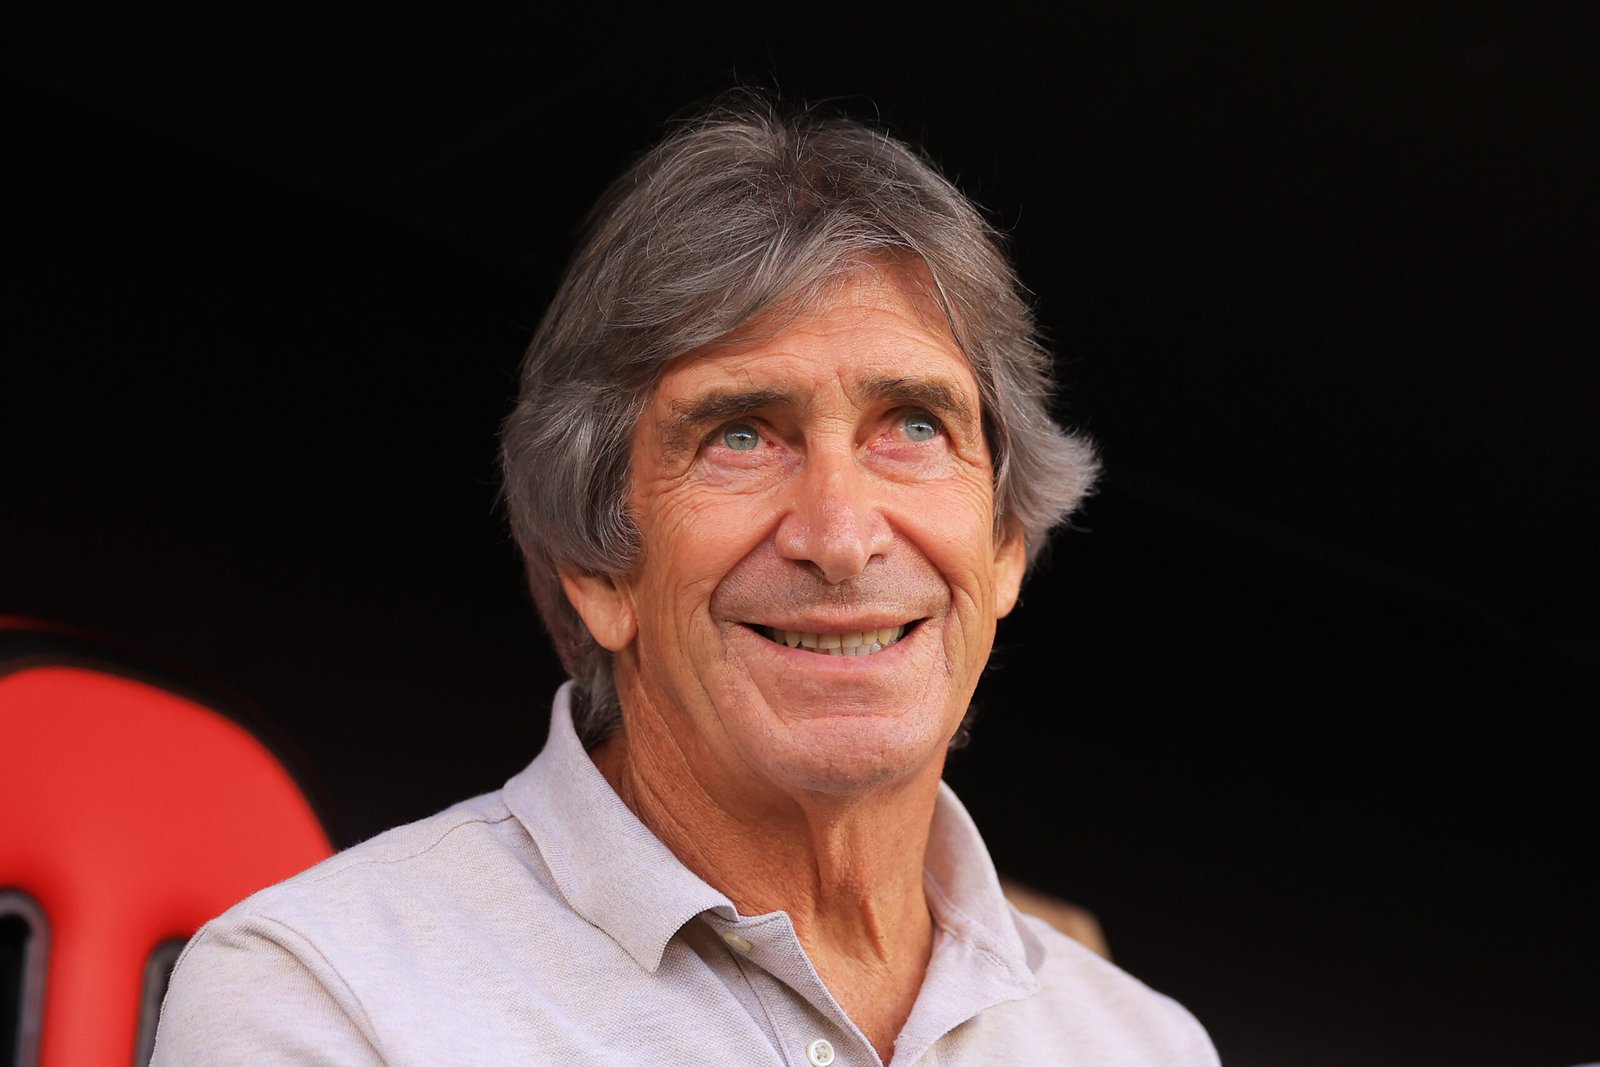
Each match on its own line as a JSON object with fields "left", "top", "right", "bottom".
{"left": 153, "top": 789, "right": 554, "bottom": 1063}
{"left": 186, "top": 785, "right": 564, "bottom": 962}
{"left": 999, "top": 912, "right": 1220, "bottom": 1066}
{"left": 262, "top": 788, "right": 525, "bottom": 898}
{"left": 203, "top": 791, "right": 510, "bottom": 935}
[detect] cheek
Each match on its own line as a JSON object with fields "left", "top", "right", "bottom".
{"left": 887, "top": 479, "right": 1006, "bottom": 667}
{"left": 630, "top": 491, "right": 770, "bottom": 635}
{"left": 894, "top": 478, "right": 1002, "bottom": 578}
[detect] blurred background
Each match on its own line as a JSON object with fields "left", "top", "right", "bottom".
{"left": 3, "top": 5, "right": 1596, "bottom": 1065}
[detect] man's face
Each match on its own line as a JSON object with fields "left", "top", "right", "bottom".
{"left": 575, "top": 267, "right": 1025, "bottom": 803}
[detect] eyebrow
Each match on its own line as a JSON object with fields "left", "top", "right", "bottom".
{"left": 659, "top": 387, "right": 800, "bottom": 459}
{"left": 856, "top": 375, "right": 979, "bottom": 438}
{"left": 655, "top": 374, "right": 981, "bottom": 459}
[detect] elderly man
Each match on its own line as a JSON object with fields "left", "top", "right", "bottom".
{"left": 155, "top": 102, "right": 1218, "bottom": 1065}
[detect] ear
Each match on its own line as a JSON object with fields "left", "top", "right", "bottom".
{"left": 992, "top": 526, "right": 1027, "bottom": 619}
{"left": 558, "top": 570, "right": 638, "bottom": 652}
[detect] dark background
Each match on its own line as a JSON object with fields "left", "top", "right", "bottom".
{"left": 4, "top": 5, "right": 1596, "bottom": 1065}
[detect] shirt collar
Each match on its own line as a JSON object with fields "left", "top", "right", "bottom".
{"left": 505, "top": 682, "right": 1043, "bottom": 985}
{"left": 925, "top": 781, "right": 1046, "bottom": 982}
{"left": 502, "top": 682, "right": 732, "bottom": 973}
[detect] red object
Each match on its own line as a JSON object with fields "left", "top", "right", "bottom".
{"left": 0, "top": 660, "right": 333, "bottom": 1065}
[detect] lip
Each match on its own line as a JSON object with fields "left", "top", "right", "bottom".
{"left": 726, "top": 618, "right": 924, "bottom": 670}
{"left": 739, "top": 615, "right": 921, "bottom": 634}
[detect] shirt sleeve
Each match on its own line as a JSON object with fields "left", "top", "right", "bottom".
{"left": 151, "top": 913, "right": 386, "bottom": 1066}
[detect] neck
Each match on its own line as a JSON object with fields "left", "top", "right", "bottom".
{"left": 590, "top": 696, "right": 944, "bottom": 1062}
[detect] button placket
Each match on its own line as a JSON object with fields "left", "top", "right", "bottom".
{"left": 703, "top": 913, "right": 863, "bottom": 1067}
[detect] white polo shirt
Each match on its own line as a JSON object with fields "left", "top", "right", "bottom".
{"left": 153, "top": 684, "right": 1219, "bottom": 1065}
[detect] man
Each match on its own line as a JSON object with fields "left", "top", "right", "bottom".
{"left": 154, "top": 100, "right": 1218, "bottom": 1065}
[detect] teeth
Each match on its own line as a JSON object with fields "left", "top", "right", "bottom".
{"left": 765, "top": 625, "right": 907, "bottom": 656}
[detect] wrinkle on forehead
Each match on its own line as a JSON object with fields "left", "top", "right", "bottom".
{"left": 666, "top": 257, "right": 963, "bottom": 371}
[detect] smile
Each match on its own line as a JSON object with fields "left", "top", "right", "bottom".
{"left": 754, "top": 624, "right": 911, "bottom": 657}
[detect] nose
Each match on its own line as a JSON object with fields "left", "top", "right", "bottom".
{"left": 774, "top": 451, "right": 893, "bottom": 584}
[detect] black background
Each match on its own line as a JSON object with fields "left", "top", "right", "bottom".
{"left": 4, "top": 5, "right": 1596, "bottom": 1065}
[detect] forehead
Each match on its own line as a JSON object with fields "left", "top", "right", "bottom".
{"left": 645, "top": 269, "right": 981, "bottom": 419}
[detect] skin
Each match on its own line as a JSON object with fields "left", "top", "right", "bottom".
{"left": 561, "top": 266, "right": 1026, "bottom": 1060}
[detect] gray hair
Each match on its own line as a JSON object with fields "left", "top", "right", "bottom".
{"left": 500, "top": 97, "right": 1098, "bottom": 746}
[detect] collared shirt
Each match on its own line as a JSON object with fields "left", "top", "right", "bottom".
{"left": 154, "top": 685, "right": 1219, "bottom": 1065}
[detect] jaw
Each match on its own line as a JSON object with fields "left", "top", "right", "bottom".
{"left": 698, "top": 615, "right": 972, "bottom": 796}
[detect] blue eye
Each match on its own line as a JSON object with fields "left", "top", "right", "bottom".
{"left": 721, "top": 422, "right": 760, "bottom": 451}
{"left": 900, "top": 411, "right": 940, "bottom": 442}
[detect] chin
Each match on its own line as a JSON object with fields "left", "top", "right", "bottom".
{"left": 743, "top": 703, "right": 958, "bottom": 799}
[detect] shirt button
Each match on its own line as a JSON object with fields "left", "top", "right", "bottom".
{"left": 721, "top": 931, "right": 753, "bottom": 953}
{"left": 807, "top": 1038, "right": 836, "bottom": 1066}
